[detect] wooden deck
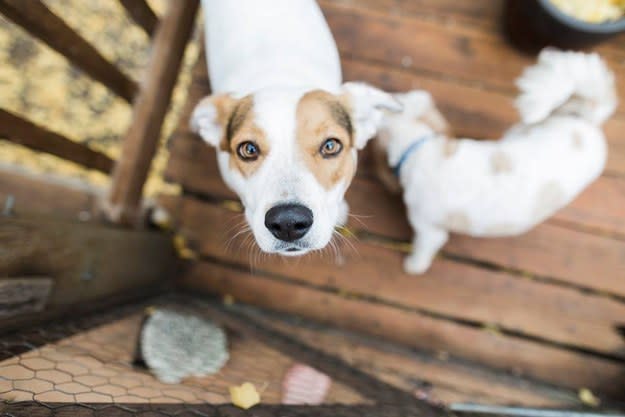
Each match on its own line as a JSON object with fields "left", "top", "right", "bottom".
{"left": 0, "top": 296, "right": 584, "bottom": 409}
{"left": 162, "top": 0, "right": 625, "bottom": 403}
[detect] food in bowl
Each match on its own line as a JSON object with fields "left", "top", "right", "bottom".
{"left": 550, "top": 0, "right": 625, "bottom": 23}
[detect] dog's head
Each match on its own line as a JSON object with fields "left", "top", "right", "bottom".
{"left": 191, "top": 82, "right": 400, "bottom": 256}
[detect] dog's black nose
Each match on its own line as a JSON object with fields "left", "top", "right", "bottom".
{"left": 265, "top": 204, "right": 313, "bottom": 242}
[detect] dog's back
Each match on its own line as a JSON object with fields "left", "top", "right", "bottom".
{"left": 403, "top": 118, "right": 606, "bottom": 236}
{"left": 201, "top": 0, "right": 342, "bottom": 96}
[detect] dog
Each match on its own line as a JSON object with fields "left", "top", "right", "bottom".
{"left": 190, "top": 0, "right": 401, "bottom": 256}
{"left": 375, "top": 49, "right": 617, "bottom": 274}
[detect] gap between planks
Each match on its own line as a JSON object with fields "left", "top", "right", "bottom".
{"left": 160, "top": 194, "right": 625, "bottom": 363}
{"left": 181, "top": 259, "right": 625, "bottom": 399}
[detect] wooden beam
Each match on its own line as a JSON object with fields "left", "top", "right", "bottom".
{"left": 0, "top": 216, "right": 177, "bottom": 333}
{"left": 105, "top": 0, "right": 199, "bottom": 225}
{"left": 118, "top": 0, "right": 159, "bottom": 37}
{"left": 0, "top": 165, "right": 99, "bottom": 221}
{"left": 0, "top": 109, "right": 115, "bottom": 174}
{"left": 0, "top": 0, "right": 137, "bottom": 102}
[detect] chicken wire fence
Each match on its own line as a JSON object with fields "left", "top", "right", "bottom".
{"left": 0, "top": 295, "right": 445, "bottom": 417}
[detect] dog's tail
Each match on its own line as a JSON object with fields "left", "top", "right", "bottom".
{"left": 515, "top": 48, "right": 617, "bottom": 126}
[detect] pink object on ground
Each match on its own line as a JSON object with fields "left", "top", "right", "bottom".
{"left": 281, "top": 363, "right": 331, "bottom": 405}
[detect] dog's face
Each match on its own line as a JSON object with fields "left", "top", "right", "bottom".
{"left": 192, "top": 82, "right": 400, "bottom": 256}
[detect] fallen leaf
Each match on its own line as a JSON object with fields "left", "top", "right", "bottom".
{"left": 173, "top": 234, "right": 198, "bottom": 260}
{"left": 223, "top": 294, "right": 235, "bottom": 306}
{"left": 230, "top": 382, "right": 261, "bottom": 409}
{"left": 579, "top": 388, "right": 600, "bottom": 407}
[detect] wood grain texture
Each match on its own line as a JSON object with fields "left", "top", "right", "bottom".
{"left": 251, "top": 310, "right": 580, "bottom": 407}
{"left": 182, "top": 261, "right": 625, "bottom": 398}
{"left": 0, "top": 109, "right": 114, "bottom": 174}
{"left": 0, "top": 216, "right": 176, "bottom": 332}
{"left": 163, "top": 195, "right": 625, "bottom": 357}
{"left": 106, "top": 0, "right": 199, "bottom": 225}
{"left": 0, "top": 166, "right": 99, "bottom": 221}
{"left": 320, "top": 1, "right": 625, "bottom": 117}
{"left": 0, "top": 0, "right": 137, "bottom": 102}
{"left": 118, "top": 0, "right": 158, "bottom": 37}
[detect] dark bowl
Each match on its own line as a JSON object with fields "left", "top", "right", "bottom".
{"left": 504, "top": 0, "right": 625, "bottom": 52}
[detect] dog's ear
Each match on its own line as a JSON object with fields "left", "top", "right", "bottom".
{"left": 190, "top": 94, "right": 237, "bottom": 148}
{"left": 341, "top": 82, "right": 403, "bottom": 150}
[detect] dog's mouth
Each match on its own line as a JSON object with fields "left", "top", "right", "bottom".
{"left": 274, "top": 243, "right": 312, "bottom": 257}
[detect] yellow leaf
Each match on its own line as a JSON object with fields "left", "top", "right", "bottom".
{"left": 230, "top": 382, "right": 261, "bottom": 409}
{"left": 579, "top": 388, "right": 600, "bottom": 407}
{"left": 223, "top": 294, "right": 235, "bottom": 306}
{"left": 173, "top": 234, "right": 198, "bottom": 260}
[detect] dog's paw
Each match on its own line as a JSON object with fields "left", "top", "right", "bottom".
{"left": 403, "top": 254, "right": 432, "bottom": 275}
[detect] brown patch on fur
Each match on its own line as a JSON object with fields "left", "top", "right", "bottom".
{"left": 445, "top": 211, "right": 471, "bottom": 233}
{"left": 225, "top": 96, "right": 253, "bottom": 145}
{"left": 421, "top": 106, "right": 452, "bottom": 136}
{"left": 572, "top": 131, "right": 584, "bottom": 150}
{"left": 222, "top": 97, "right": 269, "bottom": 178}
{"left": 533, "top": 181, "right": 566, "bottom": 220}
{"left": 206, "top": 95, "right": 238, "bottom": 150}
{"left": 443, "top": 140, "right": 459, "bottom": 158}
{"left": 296, "top": 90, "right": 356, "bottom": 190}
{"left": 490, "top": 151, "right": 514, "bottom": 174}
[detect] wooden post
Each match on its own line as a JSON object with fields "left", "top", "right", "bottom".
{"left": 0, "top": 216, "right": 177, "bottom": 333}
{"left": 104, "top": 0, "right": 199, "bottom": 226}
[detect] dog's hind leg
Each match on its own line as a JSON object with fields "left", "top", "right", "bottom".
{"left": 404, "top": 224, "right": 448, "bottom": 275}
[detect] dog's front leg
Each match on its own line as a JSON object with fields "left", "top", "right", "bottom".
{"left": 404, "top": 224, "right": 448, "bottom": 275}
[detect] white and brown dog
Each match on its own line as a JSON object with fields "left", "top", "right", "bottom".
{"left": 191, "top": 0, "right": 400, "bottom": 256}
{"left": 376, "top": 49, "right": 617, "bottom": 274}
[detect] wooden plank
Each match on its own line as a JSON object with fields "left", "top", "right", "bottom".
{"left": 0, "top": 109, "right": 114, "bottom": 174}
{"left": 183, "top": 260, "right": 625, "bottom": 398}
{"left": 0, "top": 216, "right": 176, "bottom": 333}
{"left": 326, "top": 0, "right": 625, "bottom": 57}
{"left": 325, "top": 0, "right": 502, "bottom": 30}
{"left": 319, "top": 1, "right": 625, "bottom": 116}
{"left": 118, "top": 0, "right": 158, "bottom": 37}
{"left": 252, "top": 311, "right": 579, "bottom": 407}
{"left": 0, "top": 0, "right": 137, "bottom": 102}
{"left": 166, "top": 196, "right": 625, "bottom": 357}
{"left": 341, "top": 58, "right": 625, "bottom": 178}
{"left": 106, "top": 0, "right": 199, "bottom": 225}
{"left": 0, "top": 165, "right": 99, "bottom": 221}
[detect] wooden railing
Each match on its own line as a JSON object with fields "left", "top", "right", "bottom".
{"left": 0, "top": 0, "right": 199, "bottom": 226}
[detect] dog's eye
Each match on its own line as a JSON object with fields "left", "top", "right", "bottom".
{"left": 237, "top": 141, "right": 260, "bottom": 161}
{"left": 320, "top": 138, "right": 343, "bottom": 158}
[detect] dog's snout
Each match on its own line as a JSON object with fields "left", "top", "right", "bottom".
{"left": 265, "top": 204, "right": 313, "bottom": 242}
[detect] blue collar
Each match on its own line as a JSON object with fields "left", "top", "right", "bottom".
{"left": 392, "top": 134, "right": 433, "bottom": 177}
